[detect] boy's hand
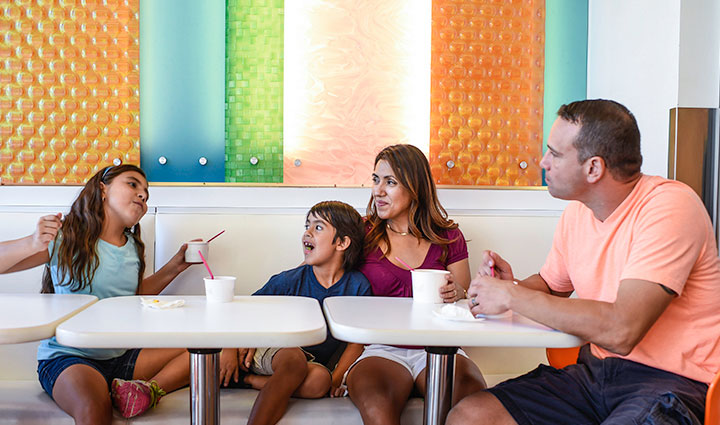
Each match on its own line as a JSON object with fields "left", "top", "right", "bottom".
{"left": 330, "top": 371, "right": 346, "bottom": 397}
{"left": 219, "top": 348, "right": 239, "bottom": 387}
{"left": 32, "top": 213, "right": 62, "bottom": 252}
{"left": 238, "top": 347, "right": 256, "bottom": 371}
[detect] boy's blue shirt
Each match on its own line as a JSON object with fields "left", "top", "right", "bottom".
{"left": 254, "top": 264, "right": 372, "bottom": 368}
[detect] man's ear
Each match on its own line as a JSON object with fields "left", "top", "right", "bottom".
{"left": 586, "top": 156, "right": 606, "bottom": 183}
{"left": 335, "top": 235, "right": 351, "bottom": 252}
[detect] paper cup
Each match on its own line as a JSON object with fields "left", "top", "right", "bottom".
{"left": 411, "top": 269, "right": 450, "bottom": 303}
{"left": 204, "top": 276, "right": 236, "bottom": 303}
{"left": 185, "top": 242, "right": 209, "bottom": 263}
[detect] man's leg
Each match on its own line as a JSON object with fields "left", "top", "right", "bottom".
{"left": 447, "top": 390, "right": 517, "bottom": 425}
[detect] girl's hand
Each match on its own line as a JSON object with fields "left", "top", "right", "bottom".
{"left": 330, "top": 371, "right": 346, "bottom": 397}
{"left": 439, "top": 272, "right": 464, "bottom": 303}
{"left": 479, "top": 250, "right": 514, "bottom": 281}
{"left": 32, "top": 213, "right": 62, "bottom": 253}
{"left": 170, "top": 238, "right": 202, "bottom": 273}
{"left": 219, "top": 348, "right": 240, "bottom": 387}
{"left": 238, "top": 347, "right": 256, "bottom": 371}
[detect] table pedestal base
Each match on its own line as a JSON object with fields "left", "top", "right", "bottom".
{"left": 189, "top": 348, "right": 221, "bottom": 425}
{"left": 424, "top": 346, "right": 457, "bottom": 425}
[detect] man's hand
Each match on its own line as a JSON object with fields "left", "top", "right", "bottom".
{"left": 479, "top": 250, "right": 514, "bottom": 281}
{"left": 467, "top": 275, "right": 513, "bottom": 316}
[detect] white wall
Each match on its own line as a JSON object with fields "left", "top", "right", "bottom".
{"left": 587, "top": 0, "right": 720, "bottom": 178}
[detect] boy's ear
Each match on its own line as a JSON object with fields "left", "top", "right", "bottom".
{"left": 335, "top": 235, "right": 351, "bottom": 252}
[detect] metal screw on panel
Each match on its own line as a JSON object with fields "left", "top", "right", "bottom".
{"left": 158, "top": 156, "right": 167, "bottom": 165}
{"left": 294, "top": 159, "right": 302, "bottom": 167}
{"left": 198, "top": 157, "right": 208, "bottom": 166}
{"left": 250, "top": 156, "right": 259, "bottom": 165}
{"left": 446, "top": 160, "right": 455, "bottom": 169}
{"left": 519, "top": 161, "right": 528, "bottom": 169}
{"left": 112, "top": 158, "right": 122, "bottom": 166}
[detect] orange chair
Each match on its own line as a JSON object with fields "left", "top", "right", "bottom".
{"left": 546, "top": 347, "right": 720, "bottom": 425}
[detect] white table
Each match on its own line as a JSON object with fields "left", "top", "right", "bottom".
{"left": 0, "top": 293, "right": 97, "bottom": 344}
{"left": 323, "top": 296, "right": 583, "bottom": 425}
{"left": 56, "top": 295, "right": 327, "bottom": 425}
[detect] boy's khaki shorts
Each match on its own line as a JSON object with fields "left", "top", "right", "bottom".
{"left": 251, "top": 347, "right": 323, "bottom": 375}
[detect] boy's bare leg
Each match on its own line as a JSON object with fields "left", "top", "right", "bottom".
{"left": 246, "top": 362, "right": 331, "bottom": 399}
{"left": 247, "top": 347, "right": 308, "bottom": 425}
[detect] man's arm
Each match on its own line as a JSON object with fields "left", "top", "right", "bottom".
{"left": 469, "top": 275, "right": 674, "bottom": 356}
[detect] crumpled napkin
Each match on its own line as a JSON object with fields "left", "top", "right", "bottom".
{"left": 140, "top": 298, "right": 185, "bottom": 310}
{"left": 438, "top": 302, "right": 476, "bottom": 319}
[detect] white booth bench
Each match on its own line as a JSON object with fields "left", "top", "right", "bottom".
{"left": 0, "top": 186, "right": 565, "bottom": 424}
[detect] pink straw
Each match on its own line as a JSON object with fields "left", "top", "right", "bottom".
{"left": 395, "top": 257, "right": 415, "bottom": 271}
{"left": 491, "top": 267, "right": 495, "bottom": 278}
{"left": 206, "top": 229, "right": 225, "bottom": 243}
{"left": 198, "top": 250, "right": 214, "bottom": 279}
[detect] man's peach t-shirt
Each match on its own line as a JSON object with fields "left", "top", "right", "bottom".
{"left": 540, "top": 175, "right": 720, "bottom": 384}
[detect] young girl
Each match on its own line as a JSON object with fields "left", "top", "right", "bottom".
{"left": 0, "top": 165, "right": 194, "bottom": 425}
{"left": 346, "top": 144, "right": 487, "bottom": 425}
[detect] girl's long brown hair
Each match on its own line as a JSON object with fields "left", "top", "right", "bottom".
{"left": 41, "top": 165, "right": 147, "bottom": 294}
{"left": 365, "top": 144, "right": 458, "bottom": 260}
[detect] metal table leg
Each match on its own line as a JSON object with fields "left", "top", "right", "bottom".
{"left": 424, "top": 347, "right": 457, "bottom": 425}
{"left": 189, "top": 348, "right": 221, "bottom": 425}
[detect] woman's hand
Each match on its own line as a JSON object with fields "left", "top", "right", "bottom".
{"left": 439, "top": 272, "right": 464, "bottom": 303}
{"left": 219, "top": 348, "right": 240, "bottom": 387}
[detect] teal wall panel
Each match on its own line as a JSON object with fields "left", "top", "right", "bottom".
{"left": 140, "top": 0, "right": 226, "bottom": 182}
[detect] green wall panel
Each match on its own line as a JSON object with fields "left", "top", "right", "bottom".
{"left": 225, "top": 0, "right": 284, "bottom": 183}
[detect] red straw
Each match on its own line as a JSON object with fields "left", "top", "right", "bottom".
{"left": 198, "top": 250, "right": 214, "bottom": 279}
{"left": 206, "top": 229, "right": 225, "bottom": 243}
{"left": 394, "top": 257, "right": 415, "bottom": 271}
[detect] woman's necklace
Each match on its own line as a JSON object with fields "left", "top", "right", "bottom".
{"left": 386, "top": 223, "right": 410, "bottom": 236}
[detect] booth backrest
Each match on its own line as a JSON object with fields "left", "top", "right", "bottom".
{"left": 0, "top": 207, "right": 559, "bottom": 381}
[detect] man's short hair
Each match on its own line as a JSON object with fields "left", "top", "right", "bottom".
{"left": 307, "top": 201, "right": 365, "bottom": 271}
{"left": 558, "top": 99, "right": 642, "bottom": 181}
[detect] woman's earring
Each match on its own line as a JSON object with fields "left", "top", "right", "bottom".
{"left": 102, "top": 197, "right": 106, "bottom": 201}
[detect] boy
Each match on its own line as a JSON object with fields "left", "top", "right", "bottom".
{"left": 220, "top": 201, "right": 372, "bottom": 425}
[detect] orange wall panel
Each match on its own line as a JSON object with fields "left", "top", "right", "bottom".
{"left": 430, "top": 0, "right": 545, "bottom": 186}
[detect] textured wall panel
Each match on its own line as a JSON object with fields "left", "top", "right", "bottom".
{"left": 225, "top": 0, "right": 284, "bottom": 183}
{"left": 283, "top": 0, "right": 431, "bottom": 186}
{"left": 1, "top": 0, "right": 139, "bottom": 184}
{"left": 430, "top": 0, "right": 545, "bottom": 186}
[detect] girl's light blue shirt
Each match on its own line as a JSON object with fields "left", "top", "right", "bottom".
{"left": 37, "top": 233, "right": 140, "bottom": 361}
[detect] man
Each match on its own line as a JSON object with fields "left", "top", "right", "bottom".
{"left": 449, "top": 99, "right": 720, "bottom": 425}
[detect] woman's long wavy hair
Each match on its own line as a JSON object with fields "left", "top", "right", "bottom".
{"left": 365, "top": 144, "right": 458, "bottom": 261}
{"left": 41, "top": 165, "right": 147, "bottom": 294}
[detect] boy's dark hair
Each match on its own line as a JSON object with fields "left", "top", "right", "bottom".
{"left": 307, "top": 201, "right": 364, "bottom": 271}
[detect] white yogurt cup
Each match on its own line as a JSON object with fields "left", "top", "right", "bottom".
{"left": 411, "top": 269, "right": 449, "bottom": 304}
{"left": 204, "top": 276, "right": 236, "bottom": 303}
{"left": 185, "top": 242, "right": 209, "bottom": 263}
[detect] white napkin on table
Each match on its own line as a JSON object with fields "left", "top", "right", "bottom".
{"left": 140, "top": 298, "right": 185, "bottom": 310}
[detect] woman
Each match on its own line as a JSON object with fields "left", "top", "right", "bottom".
{"left": 347, "top": 144, "right": 486, "bottom": 425}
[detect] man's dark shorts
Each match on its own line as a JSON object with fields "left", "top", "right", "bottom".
{"left": 37, "top": 349, "right": 141, "bottom": 399}
{"left": 487, "top": 345, "right": 708, "bottom": 425}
